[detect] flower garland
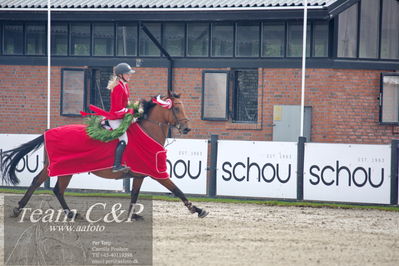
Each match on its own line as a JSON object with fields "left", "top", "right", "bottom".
{"left": 85, "top": 101, "right": 144, "bottom": 142}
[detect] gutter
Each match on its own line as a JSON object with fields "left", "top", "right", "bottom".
{"left": 0, "top": 6, "right": 327, "bottom": 12}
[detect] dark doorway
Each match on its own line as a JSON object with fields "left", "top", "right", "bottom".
{"left": 89, "top": 67, "right": 113, "bottom": 111}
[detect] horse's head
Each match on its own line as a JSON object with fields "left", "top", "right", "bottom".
{"left": 148, "top": 93, "right": 191, "bottom": 135}
{"left": 166, "top": 93, "right": 191, "bottom": 134}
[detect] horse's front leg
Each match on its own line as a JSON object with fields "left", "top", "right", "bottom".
{"left": 156, "top": 178, "right": 208, "bottom": 218}
{"left": 127, "top": 176, "right": 145, "bottom": 220}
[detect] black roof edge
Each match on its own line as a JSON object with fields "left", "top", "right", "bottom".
{"left": 0, "top": 9, "right": 331, "bottom": 22}
{"left": 0, "top": 56, "right": 398, "bottom": 71}
{"left": 327, "top": 0, "right": 360, "bottom": 18}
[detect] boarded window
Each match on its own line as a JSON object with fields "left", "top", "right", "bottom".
{"left": 202, "top": 71, "right": 229, "bottom": 120}
{"left": 61, "top": 69, "right": 86, "bottom": 116}
{"left": 380, "top": 73, "right": 399, "bottom": 124}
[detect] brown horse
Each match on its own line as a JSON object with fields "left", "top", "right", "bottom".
{"left": 1, "top": 93, "right": 208, "bottom": 219}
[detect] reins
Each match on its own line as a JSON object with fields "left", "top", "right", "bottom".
{"left": 144, "top": 109, "right": 189, "bottom": 134}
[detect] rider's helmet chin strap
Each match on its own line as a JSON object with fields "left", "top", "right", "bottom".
{"left": 117, "top": 74, "right": 127, "bottom": 83}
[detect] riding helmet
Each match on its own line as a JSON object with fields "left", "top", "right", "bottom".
{"left": 114, "top": 63, "right": 135, "bottom": 75}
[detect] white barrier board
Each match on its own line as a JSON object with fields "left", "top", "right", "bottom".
{"left": 0, "top": 134, "right": 44, "bottom": 187}
{"left": 304, "top": 143, "right": 391, "bottom": 204}
{"left": 140, "top": 139, "right": 208, "bottom": 195}
{"left": 216, "top": 140, "right": 297, "bottom": 199}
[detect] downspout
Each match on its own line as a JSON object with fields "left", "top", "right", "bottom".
{"left": 140, "top": 22, "right": 174, "bottom": 138}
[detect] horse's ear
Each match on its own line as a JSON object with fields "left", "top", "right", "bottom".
{"left": 169, "top": 92, "right": 181, "bottom": 99}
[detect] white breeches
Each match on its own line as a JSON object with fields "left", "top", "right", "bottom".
{"left": 108, "top": 119, "right": 128, "bottom": 144}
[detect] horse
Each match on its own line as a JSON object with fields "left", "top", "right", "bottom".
{"left": 0, "top": 93, "right": 208, "bottom": 220}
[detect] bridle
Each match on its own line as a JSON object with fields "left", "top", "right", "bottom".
{"left": 170, "top": 101, "right": 190, "bottom": 133}
{"left": 144, "top": 98, "right": 190, "bottom": 135}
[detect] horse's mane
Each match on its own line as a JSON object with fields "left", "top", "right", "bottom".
{"left": 139, "top": 93, "right": 181, "bottom": 120}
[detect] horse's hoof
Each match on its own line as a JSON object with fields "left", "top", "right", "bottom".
{"left": 198, "top": 209, "right": 209, "bottom": 218}
{"left": 11, "top": 207, "right": 21, "bottom": 217}
{"left": 67, "top": 211, "right": 79, "bottom": 219}
{"left": 130, "top": 214, "right": 144, "bottom": 221}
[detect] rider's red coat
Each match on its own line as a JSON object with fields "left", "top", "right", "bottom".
{"left": 81, "top": 80, "right": 133, "bottom": 119}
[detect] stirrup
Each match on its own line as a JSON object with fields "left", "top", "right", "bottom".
{"left": 112, "top": 165, "right": 130, "bottom": 173}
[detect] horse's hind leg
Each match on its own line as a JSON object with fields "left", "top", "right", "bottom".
{"left": 127, "top": 176, "right": 145, "bottom": 220}
{"left": 53, "top": 175, "right": 76, "bottom": 218}
{"left": 13, "top": 167, "right": 50, "bottom": 217}
{"left": 156, "top": 178, "right": 208, "bottom": 218}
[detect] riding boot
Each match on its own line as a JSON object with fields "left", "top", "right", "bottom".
{"left": 112, "top": 140, "right": 130, "bottom": 173}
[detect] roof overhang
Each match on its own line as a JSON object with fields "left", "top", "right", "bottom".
{"left": 0, "top": 0, "right": 358, "bottom": 21}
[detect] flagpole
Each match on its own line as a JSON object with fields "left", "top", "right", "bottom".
{"left": 47, "top": 0, "right": 51, "bottom": 129}
{"left": 300, "top": 0, "right": 308, "bottom": 137}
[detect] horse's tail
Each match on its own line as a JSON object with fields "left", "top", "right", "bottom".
{"left": 1, "top": 135, "right": 45, "bottom": 185}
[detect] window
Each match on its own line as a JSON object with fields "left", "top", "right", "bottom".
{"left": 51, "top": 24, "right": 68, "bottom": 56}
{"left": 287, "top": 22, "right": 310, "bottom": 57}
{"left": 359, "top": 0, "right": 380, "bottom": 58}
{"left": 187, "top": 23, "right": 209, "bottom": 57}
{"left": 211, "top": 23, "right": 234, "bottom": 57}
{"left": 312, "top": 23, "right": 329, "bottom": 57}
{"left": 139, "top": 23, "right": 161, "bottom": 56}
{"left": 3, "top": 24, "right": 23, "bottom": 55}
{"left": 380, "top": 73, "right": 399, "bottom": 124}
{"left": 93, "top": 24, "right": 114, "bottom": 56}
{"left": 116, "top": 24, "right": 137, "bottom": 56}
{"left": 202, "top": 71, "right": 229, "bottom": 120}
{"left": 337, "top": 3, "right": 358, "bottom": 58}
{"left": 26, "top": 24, "right": 46, "bottom": 55}
{"left": 262, "top": 23, "right": 285, "bottom": 57}
{"left": 381, "top": 0, "right": 399, "bottom": 59}
{"left": 163, "top": 23, "right": 185, "bottom": 56}
{"left": 71, "top": 24, "right": 90, "bottom": 56}
{"left": 236, "top": 22, "right": 260, "bottom": 57}
{"left": 61, "top": 69, "right": 86, "bottom": 116}
{"left": 232, "top": 70, "right": 258, "bottom": 122}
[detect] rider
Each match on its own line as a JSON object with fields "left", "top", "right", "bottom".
{"left": 81, "top": 63, "right": 135, "bottom": 172}
{"left": 107, "top": 63, "right": 135, "bottom": 172}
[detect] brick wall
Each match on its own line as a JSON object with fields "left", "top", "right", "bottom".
{"left": 0, "top": 65, "right": 397, "bottom": 144}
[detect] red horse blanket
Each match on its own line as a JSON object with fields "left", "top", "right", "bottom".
{"left": 44, "top": 123, "right": 169, "bottom": 178}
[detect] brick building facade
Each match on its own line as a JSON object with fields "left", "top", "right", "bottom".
{"left": 1, "top": 65, "right": 397, "bottom": 144}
